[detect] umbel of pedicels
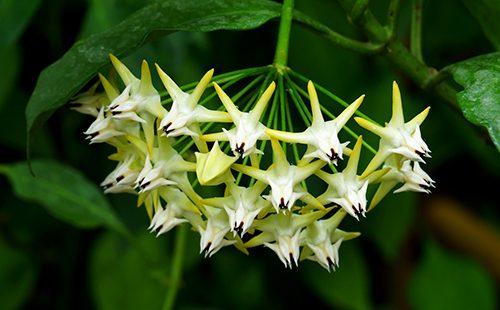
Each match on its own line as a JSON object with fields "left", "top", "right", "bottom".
{"left": 72, "top": 54, "right": 434, "bottom": 271}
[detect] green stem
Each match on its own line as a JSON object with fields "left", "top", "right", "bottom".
{"left": 293, "top": 12, "right": 383, "bottom": 54}
{"left": 386, "top": 0, "right": 401, "bottom": 35}
{"left": 162, "top": 224, "right": 187, "bottom": 310}
{"left": 411, "top": 0, "right": 424, "bottom": 62}
{"left": 273, "top": 0, "right": 295, "bottom": 69}
{"left": 300, "top": 0, "right": 458, "bottom": 109}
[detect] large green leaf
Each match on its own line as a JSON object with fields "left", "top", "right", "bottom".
{"left": 409, "top": 239, "right": 496, "bottom": 310}
{"left": 0, "top": 243, "right": 37, "bottom": 310}
{"left": 0, "top": 160, "right": 127, "bottom": 234}
{"left": 25, "top": 0, "right": 281, "bottom": 156}
{"left": 89, "top": 232, "right": 169, "bottom": 310}
{"left": 301, "top": 242, "right": 371, "bottom": 310}
{"left": 462, "top": 0, "right": 500, "bottom": 50}
{"left": 445, "top": 52, "right": 500, "bottom": 151}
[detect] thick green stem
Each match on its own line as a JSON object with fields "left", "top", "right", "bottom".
{"left": 300, "top": 0, "right": 458, "bottom": 108}
{"left": 162, "top": 224, "right": 187, "bottom": 310}
{"left": 274, "top": 0, "right": 294, "bottom": 70}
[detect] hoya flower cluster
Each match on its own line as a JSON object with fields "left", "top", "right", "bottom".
{"left": 72, "top": 55, "right": 433, "bottom": 271}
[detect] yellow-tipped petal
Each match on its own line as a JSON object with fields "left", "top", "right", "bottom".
{"left": 109, "top": 54, "right": 137, "bottom": 86}
{"left": 335, "top": 229, "right": 361, "bottom": 241}
{"left": 250, "top": 81, "right": 275, "bottom": 122}
{"left": 201, "top": 131, "right": 228, "bottom": 142}
{"left": 98, "top": 73, "right": 119, "bottom": 100}
{"left": 196, "top": 107, "right": 232, "bottom": 123}
{"left": 314, "top": 169, "right": 331, "bottom": 183}
{"left": 191, "top": 69, "right": 214, "bottom": 103}
{"left": 245, "top": 231, "right": 273, "bottom": 248}
{"left": 307, "top": 81, "right": 324, "bottom": 124}
{"left": 361, "top": 149, "right": 389, "bottom": 178}
{"left": 214, "top": 83, "right": 240, "bottom": 119}
{"left": 293, "top": 209, "right": 328, "bottom": 230}
{"left": 363, "top": 167, "right": 390, "bottom": 183}
{"left": 355, "top": 117, "right": 388, "bottom": 139}
{"left": 369, "top": 181, "right": 398, "bottom": 210}
{"left": 407, "top": 106, "right": 430, "bottom": 131}
{"left": 300, "top": 193, "right": 325, "bottom": 210}
{"left": 231, "top": 163, "right": 268, "bottom": 183}
{"left": 335, "top": 94, "right": 364, "bottom": 128}
{"left": 391, "top": 81, "right": 404, "bottom": 126}
{"left": 195, "top": 141, "right": 237, "bottom": 186}
{"left": 296, "top": 159, "right": 327, "bottom": 182}
{"left": 324, "top": 209, "right": 347, "bottom": 228}
{"left": 141, "top": 116, "right": 155, "bottom": 156}
{"left": 270, "top": 138, "right": 288, "bottom": 169}
{"left": 155, "top": 63, "right": 184, "bottom": 101}
{"left": 139, "top": 60, "right": 155, "bottom": 94}
{"left": 344, "top": 135, "right": 363, "bottom": 179}
{"left": 265, "top": 128, "right": 308, "bottom": 144}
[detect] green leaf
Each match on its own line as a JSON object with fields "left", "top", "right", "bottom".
{"left": 0, "top": 160, "right": 127, "bottom": 234}
{"left": 25, "top": 0, "right": 281, "bottom": 156}
{"left": 89, "top": 232, "right": 169, "bottom": 310}
{"left": 0, "top": 242, "right": 37, "bottom": 310}
{"left": 462, "top": 0, "right": 500, "bottom": 50}
{"left": 409, "top": 239, "right": 497, "bottom": 310}
{"left": 0, "top": 0, "right": 41, "bottom": 46}
{"left": 301, "top": 242, "right": 371, "bottom": 310}
{"left": 363, "top": 192, "right": 417, "bottom": 261}
{"left": 445, "top": 52, "right": 500, "bottom": 151}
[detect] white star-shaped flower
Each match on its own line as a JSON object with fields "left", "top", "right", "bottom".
{"left": 135, "top": 137, "right": 195, "bottom": 193}
{"left": 300, "top": 210, "right": 360, "bottom": 272}
{"left": 203, "top": 181, "right": 270, "bottom": 237}
{"left": 232, "top": 139, "right": 326, "bottom": 212}
{"left": 84, "top": 107, "right": 125, "bottom": 143}
{"left": 245, "top": 210, "right": 326, "bottom": 268}
{"left": 100, "top": 153, "right": 140, "bottom": 194}
{"left": 355, "top": 81, "right": 431, "bottom": 177}
{"left": 267, "top": 81, "right": 364, "bottom": 164}
{"left": 369, "top": 155, "right": 435, "bottom": 209}
{"left": 106, "top": 56, "right": 166, "bottom": 123}
{"left": 198, "top": 206, "right": 236, "bottom": 258}
{"left": 148, "top": 187, "right": 201, "bottom": 236}
{"left": 316, "top": 136, "right": 387, "bottom": 220}
{"left": 202, "top": 82, "right": 276, "bottom": 157}
{"left": 156, "top": 66, "right": 231, "bottom": 137}
{"left": 71, "top": 81, "right": 108, "bottom": 116}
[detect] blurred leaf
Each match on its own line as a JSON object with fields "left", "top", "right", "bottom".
{"left": 80, "top": 0, "right": 153, "bottom": 38}
{"left": 0, "top": 0, "right": 41, "bottom": 46}
{"left": 25, "top": 0, "right": 281, "bottom": 156}
{"left": 90, "top": 232, "right": 169, "bottom": 310}
{"left": 211, "top": 251, "right": 266, "bottom": 308}
{"left": 409, "top": 239, "right": 497, "bottom": 310}
{"left": 444, "top": 52, "right": 500, "bottom": 151}
{"left": 363, "top": 192, "right": 417, "bottom": 261}
{"left": 0, "top": 242, "right": 36, "bottom": 310}
{"left": 0, "top": 46, "right": 19, "bottom": 109}
{"left": 301, "top": 242, "right": 371, "bottom": 310}
{"left": 462, "top": 0, "right": 500, "bottom": 50}
{"left": 0, "top": 160, "right": 127, "bottom": 234}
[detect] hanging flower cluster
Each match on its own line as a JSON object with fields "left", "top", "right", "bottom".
{"left": 72, "top": 55, "right": 434, "bottom": 271}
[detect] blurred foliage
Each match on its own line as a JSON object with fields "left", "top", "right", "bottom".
{"left": 0, "top": 0, "right": 498, "bottom": 309}
{"left": 410, "top": 238, "right": 496, "bottom": 310}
